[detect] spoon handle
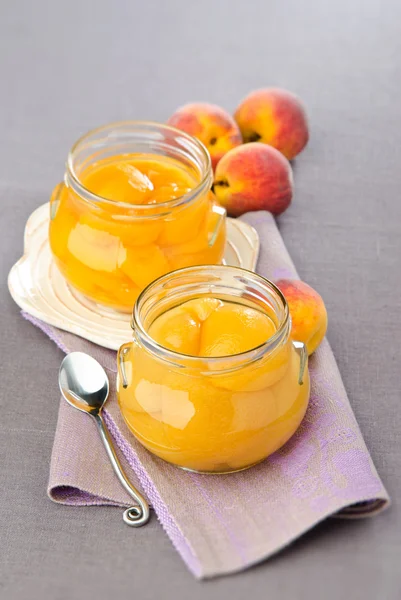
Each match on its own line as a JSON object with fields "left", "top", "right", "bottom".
{"left": 93, "top": 413, "right": 150, "bottom": 527}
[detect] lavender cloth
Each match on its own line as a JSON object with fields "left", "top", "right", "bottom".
{"left": 24, "top": 211, "right": 389, "bottom": 579}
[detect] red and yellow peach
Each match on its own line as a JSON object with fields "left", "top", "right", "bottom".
{"left": 167, "top": 102, "right": 242, "bottom": 170}
{"left": 234, "top": 88, "right": 309, "bottom": 160}
{"left": 213, "top": 142, "right": 293, "bottom": 216}
{"left": 275, "top": 279, "right": 328, "bottom": 355}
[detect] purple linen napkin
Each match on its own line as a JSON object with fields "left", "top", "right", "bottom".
{"left": 23, "top": 211, "right": 389, "bottom": 579}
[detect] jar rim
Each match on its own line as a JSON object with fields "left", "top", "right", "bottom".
{"left": 132, "top": 265, "right": 290, "bottom": 368}
{"left": 65, "top": 120, "right": 213, "bottom": 212}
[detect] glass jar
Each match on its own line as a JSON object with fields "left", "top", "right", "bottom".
{"left": 49, "top": 122, "right": 226, "bottom": 312}
{"left": 117, "top": 266, "right": 310, "bottom": 473}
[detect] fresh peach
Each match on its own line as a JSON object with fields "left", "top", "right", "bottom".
{"left": 167, "top": 103, "right": 242, "bottom": 170}
{"left": 213, "top": 142, "right": 293, "bottom": 216}
{"left": 275, "top": 279, "right": 328, "bottom": 355}
{"left": 234, "top": 88, "right": 309, "bottom": 160}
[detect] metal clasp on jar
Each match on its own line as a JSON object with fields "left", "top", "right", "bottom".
{"left": 208, "top": 204, "right": 226, "bottom": 247}
{"left": 50, "top": 181, "right": 66, "bottom": 220}
{"left": 117, "top": 342, "right": 132, "bottom": 389}
{"left": 293, "top": 340, "right": 308, "bottom": 385}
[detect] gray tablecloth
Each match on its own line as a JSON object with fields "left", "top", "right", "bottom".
{"left": 1, "top": 0, "right": 400, "bottom": 598}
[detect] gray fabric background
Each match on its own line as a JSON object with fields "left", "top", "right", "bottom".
{"left": 1, "top": 0, "right": 400, "bottom": 598}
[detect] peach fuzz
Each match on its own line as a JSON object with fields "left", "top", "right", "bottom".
{"left": 213, "top": 142, "right": 293, "bottom": 216}
{"left": 167, "top": 103, "right": 242, "bottom": 170}
{"left": 275, "top": 279, "right": 328, "bottom": 355}
{"left": 234, "top": 88, "right": 309, "bottom": 160}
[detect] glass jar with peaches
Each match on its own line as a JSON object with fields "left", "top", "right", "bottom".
{"left": 49, "top": 122, "right": 226, "bottom": 311}
{"left": 117, "top": 266, "right": 310, "bottom": 473}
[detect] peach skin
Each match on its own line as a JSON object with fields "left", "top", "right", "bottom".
{"left": 275, "top": 279, "right": 328, "bottom": 355}
{"left": 167, "top": 103, "right": 242, "bottom": 170}
{"left": 234, "top": 88, "right": 309, "bottom": 160}
{"left": 213, "top": 142, "right": 293, "bottom": 216}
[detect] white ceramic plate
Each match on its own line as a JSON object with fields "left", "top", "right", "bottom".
{"left": 8, "top": 203, "right": 259, "bottom": 350}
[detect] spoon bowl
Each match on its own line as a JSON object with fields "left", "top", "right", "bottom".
{"left": 59, "top": 352, "right": 109, "bottom": 414}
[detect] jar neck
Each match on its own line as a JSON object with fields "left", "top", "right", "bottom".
{"left": 132, "top": 266, "right": 291, "bottom": 372}
{"left": 64, "top": 121, "right": 213, "bottom": 217}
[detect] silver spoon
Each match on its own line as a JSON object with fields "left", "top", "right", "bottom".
{"left": 59, "top": 351, "right": 150, "bottom": 527}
